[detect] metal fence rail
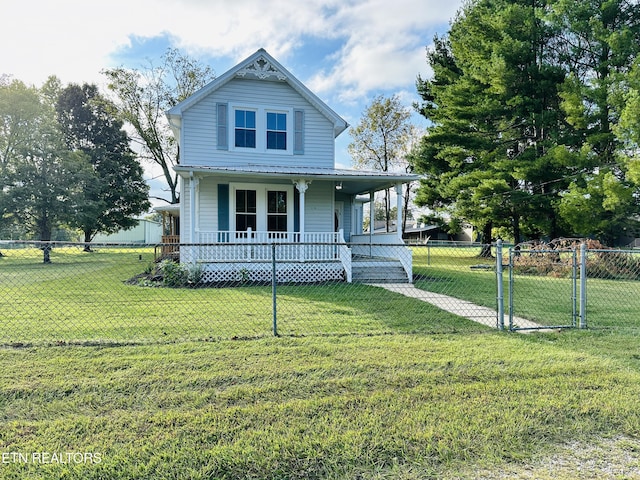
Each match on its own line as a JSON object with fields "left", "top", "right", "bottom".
{"left": 1, "top": 240, "right": 638, "bottom": 345}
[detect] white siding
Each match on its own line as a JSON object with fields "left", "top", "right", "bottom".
{"left": 198, "top": 177, "right": 218, "bottom": 231}
{"left": 181, "top": 78, "right": 336, "bottom": 169}
{"left": 304, "top": 182, "right": 334, "bottom": 233}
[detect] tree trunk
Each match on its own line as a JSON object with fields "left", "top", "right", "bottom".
{"left": 40, "top": 216, "right": 52, "bottom": 264}
{"left": 83, "top": 230, "right": 93, "bottom": 252}
{"left": 478, "top": 221, "right": 493, "bottom": 258}
{"left": 512, "top": 212, "right": 521, "bottom": 246}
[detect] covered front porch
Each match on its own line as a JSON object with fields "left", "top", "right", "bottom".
{"left": 168, "top": 165, "right": 418, "bottom": 283}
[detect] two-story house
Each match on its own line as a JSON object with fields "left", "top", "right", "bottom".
{"left": 165, "top": 48, "right": 417, "bottom": 283}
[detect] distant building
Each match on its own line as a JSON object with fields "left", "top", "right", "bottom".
{"left": 92, "top": 219, "right": 162, "bottom": 244}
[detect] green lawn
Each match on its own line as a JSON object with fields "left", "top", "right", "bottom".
{"left": 2, "top": 244, "right": 640, "bottom": 478}
{"left": 412, "top": 245, "right": 640, "bottom": 330}
{"left": 2, "top": 332, "right": 640, "bottom": 479}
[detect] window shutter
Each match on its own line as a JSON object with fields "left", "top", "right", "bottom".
{"left": 293, "top": 109, "right": 304, "bottom": 154}
{"left": 217, "top": 184, "right": 229, "bottom": 238}
{"left": 217, "top": 103, "right": 228, "bottom": 150}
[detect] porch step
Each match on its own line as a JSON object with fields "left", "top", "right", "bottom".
{"left": 352, "top": 259, "right": 411, "bottom": 284}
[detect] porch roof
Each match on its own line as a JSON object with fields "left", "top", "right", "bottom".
{"left": 174, "top": 165, "right": 419, "bottom": 196}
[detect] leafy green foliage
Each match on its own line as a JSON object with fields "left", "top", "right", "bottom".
{"left": 413, "top": 0, "right": 640, "bottom": 246}
{"left": 103, "top": 48, "right": 215, "bottom": 205}
{"left": 55, "top": 83, "right": 150, "bottom": 244}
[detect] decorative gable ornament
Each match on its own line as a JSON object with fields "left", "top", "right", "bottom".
{"left": 236, "top": 55, "right": 287, "bottom": 81}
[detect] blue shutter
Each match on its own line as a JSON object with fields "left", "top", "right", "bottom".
{"left": 217, "top": 103, "right": 228, "bottom": 150}
{"left": 217, "top": 184, "right": 229, "bottom": 239}
{"left": 293, "top": 189, "right": 300, "bottom": 232}
{"left": 293, "top": 109, "right": 304, "bottom": 155}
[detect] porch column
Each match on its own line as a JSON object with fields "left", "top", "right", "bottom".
{"left": 395, "top": 183, "right": 403, "bottom": 240}
{"left": 293, "top": 180, "right": 310, "bottom": 239}
{"left": 189, "top": 173, "right": 199, "bottom": 243}
{"left": 369, "top": 190, "right": 375, "bottom": 240}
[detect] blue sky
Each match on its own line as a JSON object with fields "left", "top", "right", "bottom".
{"left": 2, "top": 0, "right": 464, "bottom": 206}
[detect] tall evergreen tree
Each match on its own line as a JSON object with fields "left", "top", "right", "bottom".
{"left": 414, "top": 0, "right": 567, "bottom": 248}
{"left": 413, "top": 0, "right": 640, "bottom": 246}
{"left": 552, "top": 0, "right": 640, "bottom": 243}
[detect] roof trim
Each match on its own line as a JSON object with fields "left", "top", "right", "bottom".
{"left": 166, "top": 48, "right": 349, "bottom": 138}
{"left": 173, "top": 164, "right": 418, "bottom": 181}
{"left": 173, "top": 164, "right": 419, "bottom": 196}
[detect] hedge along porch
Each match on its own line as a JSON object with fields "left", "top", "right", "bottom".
{"left": 166, "top": 49, "right": 417, "bottom": 283}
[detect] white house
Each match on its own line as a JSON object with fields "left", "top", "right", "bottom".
{"left": 166, "top": 49, "right": 417, "bottom": 283}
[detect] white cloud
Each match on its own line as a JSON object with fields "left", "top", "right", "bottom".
{"left": 2, "top": 0, "right": 459, "bottom": 91}
{"left": 2, "top": 0, "right": 461, "bottom": 205}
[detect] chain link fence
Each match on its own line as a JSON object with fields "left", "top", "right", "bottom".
{"left": 1, "top": 240, "right": 638, "bottom": 345}
{"left": 0, "top": 240, "right": 499, "bottom": 346}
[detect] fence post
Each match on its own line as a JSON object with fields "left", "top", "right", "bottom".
{"left": 579, "top": 242, "right": 587, "bottom": 329}
{"left": 572, "top": 248, "right": 578, "bottom": 327}
{"left": 496, "top": 240, "right": 504, "bottom": 330}
{"left": 272, "top": 243, "right": 278, "bottom": 336}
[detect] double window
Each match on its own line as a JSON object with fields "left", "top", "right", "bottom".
{"left": 233, "top": 108, "right": 288, "bottom": 151}
{"left": 220, "top": 103, "right": 303, "bottom": 154}
{"left": 232, "top": 185, "right": 292, "bottom": 233}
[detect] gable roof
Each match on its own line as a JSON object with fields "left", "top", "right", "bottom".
{"left": 166, "top": 48, "right": 349, "bottom": 139}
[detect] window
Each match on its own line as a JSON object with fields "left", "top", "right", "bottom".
{"left": 231, "top": 184, "right": 293, "bottom": 233}
{"left": 266, "top": 112, "right": 287, "bottom": 150}
{"left": 234, "top": 110, "right": 256, "bottom": 148}
{"left": 228, "top": 104, "right": 298, "bottom": 154}
{"left": 235, "top": 189, "right": 257, "bottom": 231}
{"left": 267, "top": 191, "right": 287, "bottom": 232}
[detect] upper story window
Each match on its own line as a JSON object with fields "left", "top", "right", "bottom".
{"left": 234, "top": 110, "right": 256, "bottom": 148}
{"left": 266, "top": 112, "right": 287, "bottom": 150}
{"left": 223, "top": 103, "right": 300, "bottom": 155}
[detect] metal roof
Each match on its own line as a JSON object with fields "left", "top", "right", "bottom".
{"left": 174, "top": 164, "right": 419, "bottom": 196}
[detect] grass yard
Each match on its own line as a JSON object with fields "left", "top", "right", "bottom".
{"left": 412, "top": 245, "right": 640, "bottom": 330}
{"left": 2, "top": 331, "right": 640, "bottom": 479}
{"left": 2, "top": 244, "right": 640, "bottom": 478}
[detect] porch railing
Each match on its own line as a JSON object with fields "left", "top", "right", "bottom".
{"left": 193, "top": 230, "right": 345, "bottom": 263}
{"left": 159, "top": 235, "right": 180, "bottom": 259}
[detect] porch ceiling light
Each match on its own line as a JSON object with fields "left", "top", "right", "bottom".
{"left": 335, "top": 181, "right": 343, "bottom": 190}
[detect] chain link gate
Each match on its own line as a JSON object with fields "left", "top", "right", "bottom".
{"left": 497, "top": 240, "right": 584, "bottom": 332}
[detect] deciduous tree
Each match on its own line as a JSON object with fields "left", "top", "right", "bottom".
{"left": 0, "top": 77, "right": 83, "bottom": 260}
{"left": 348, "top": 95, "right": 416, "bottom": 232}
{"left": 103, "top": 48, "right": 215, "bottom": 205}
{"left": 56, "top": 83, "right": 150, "bottom": 248}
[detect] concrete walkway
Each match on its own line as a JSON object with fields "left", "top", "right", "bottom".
{"left": 370, "top": 283, "right": 550, "bottom": 332}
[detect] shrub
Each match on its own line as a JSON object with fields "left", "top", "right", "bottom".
{"left": 157, "top": 260, "right": 203, "bottom": 287}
